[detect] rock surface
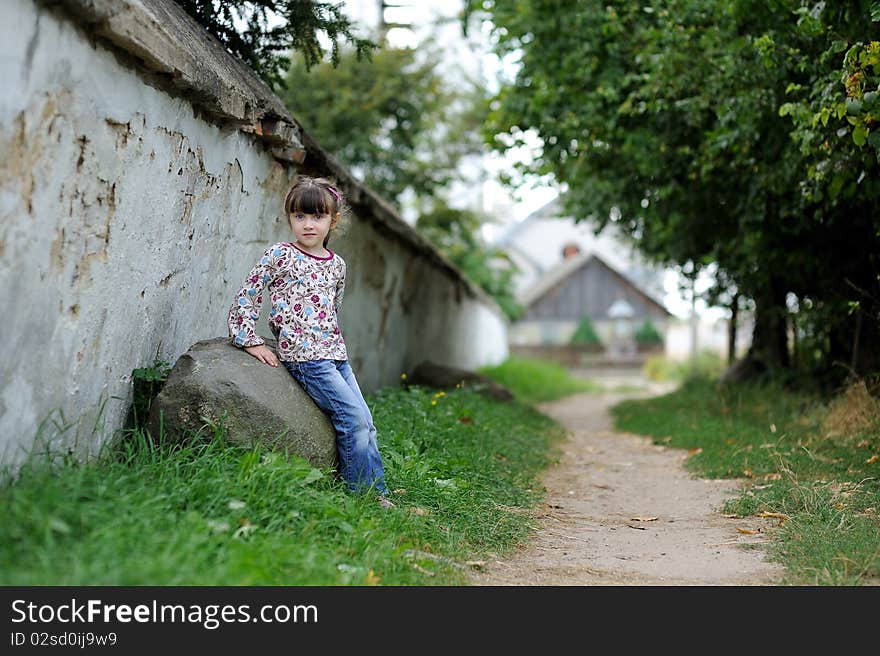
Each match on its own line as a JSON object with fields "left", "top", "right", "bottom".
{"left": 148, "top": 337, "right": 337, "bottom": 468}
{"left": 407, "top": 361, "right": 515, "bottom": 402}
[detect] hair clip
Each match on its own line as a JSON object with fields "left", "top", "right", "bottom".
{"left": 327, "top": 186, "right": 342, "bottom": 204}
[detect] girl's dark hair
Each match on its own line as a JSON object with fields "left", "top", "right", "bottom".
{"left": 283, "top": 176, "right": 344, "bottom": 247}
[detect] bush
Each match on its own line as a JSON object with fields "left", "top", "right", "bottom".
{"left": 683, "top": 350, "right": 725, "bottom": 380}
{"left": 127, "top": 358, "right": 171, "bottom": 429}
{"left": 643, "top": 350, "right": 725, "bottom": 382}
{"left": 634, "top": 318, "right": 663, "bottom": 345}
{"left": 643, "top": 355, "right": 678, "bottom": 381}
{"left": 570, "top": 315, "right": 601, "bottom": 345}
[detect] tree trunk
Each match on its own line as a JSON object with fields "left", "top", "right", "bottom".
{"left": 831, "top": 305, "right": 880, "bottom": 381}
{"left": 728, "top": 293, "right": 739, "bottom": 366}
{"left": 850, "top": 309, "right": 862, "bottom": 377}
{"left": 746, "top": 279, "right": 790, "bottom": 373}
{"left": 857, "top": 313, "right": 880, "bottom": 382}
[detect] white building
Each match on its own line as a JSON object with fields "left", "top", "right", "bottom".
{"left": 493, "top": 199, "right": 752, "bottom": 363}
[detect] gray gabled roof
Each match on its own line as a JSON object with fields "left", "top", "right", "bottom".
{"left": 518, "top": 251, "right": 591, "bottom": 306}
{"left": 519, "top": 251, "right": 671, "bottom": 316}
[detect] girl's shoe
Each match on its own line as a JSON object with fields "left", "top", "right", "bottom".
{"left": 377, "top": 495, "right": 396, "bottom": 509}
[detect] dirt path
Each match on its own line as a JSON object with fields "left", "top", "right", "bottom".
{"left": 471, "top": 386, "right": 785, "bottom": 586}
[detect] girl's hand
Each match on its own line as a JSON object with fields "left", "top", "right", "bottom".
{"left": 243, "top": 344, "right": 279, "bottom": 367}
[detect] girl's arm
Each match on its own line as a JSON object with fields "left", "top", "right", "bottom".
{"left": 227, "top": 244, "right": 281, "bottom": 349}
{"left": 334, "top": 260, "right": 346, "bottom": 312}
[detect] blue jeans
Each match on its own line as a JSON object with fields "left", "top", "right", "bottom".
{"left": 282, "top": 359, "right": 388, "bottom": 495}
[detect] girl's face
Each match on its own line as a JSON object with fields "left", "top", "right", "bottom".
{"left": 289, "top": 210, "right": 339, "bottom": 251}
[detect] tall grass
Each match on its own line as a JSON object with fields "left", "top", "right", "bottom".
{"left": 0, "top": 385, "right": 564, "bottom": 585}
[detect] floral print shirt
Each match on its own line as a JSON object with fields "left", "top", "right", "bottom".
{"left": 227, "top": 242, "right": 348, "bottom": 362}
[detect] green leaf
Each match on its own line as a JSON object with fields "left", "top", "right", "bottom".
{"left": 48, "top": 518, "right": 71, "bottom": 534}
{"left": 300, "top": 468, "right": 324, "bottom": 485}
{"left": 853, "top": 125, "right": 869, "bottom": 147}
{"left": 828, "top": 174, "right": 844, "bottom": 198}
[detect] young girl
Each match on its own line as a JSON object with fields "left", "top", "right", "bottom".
{"left": 226, "top": 176, "right": 394, "bottom": 508}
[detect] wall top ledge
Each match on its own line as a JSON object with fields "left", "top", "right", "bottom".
{"left": 41, "top": 0, "right": 306, "bottom": 164}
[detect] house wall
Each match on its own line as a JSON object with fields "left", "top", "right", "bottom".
{"left": 664, "top": 314, "right": 754, "bottom": 362}
{"left": 513, "top": 314, "right": 754, "bottom": 364}
{"left": 510, "top": 317, "right": 669, "bottom": 347}
{"left": 0, "top": 0, "right": 507, "bottom": 468}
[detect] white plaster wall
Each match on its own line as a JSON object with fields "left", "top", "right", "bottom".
{"left": 0, "top": 0, "right": 508, "bottom": 468}
{"left": 0, "top": 0, "right": 290, "bottom": 465}
{"left": 327, "top": 229, "right": 508, "bottom": 389}
{"left": 664, "top": 315, "right": 753, "bottom": 362}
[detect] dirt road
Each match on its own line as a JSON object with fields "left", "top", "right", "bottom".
{"left": 471, "top": 385, "right": 785, "bottom": 586}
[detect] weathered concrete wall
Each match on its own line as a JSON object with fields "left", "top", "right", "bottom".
{"left": 0, "top": 0, "right": 508, "bottom": 467}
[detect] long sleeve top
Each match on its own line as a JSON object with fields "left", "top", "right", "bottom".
{"left": 227, "top": 241, "right": 348, "bottom": 362}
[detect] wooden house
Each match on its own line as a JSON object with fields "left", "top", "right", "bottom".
{"left": 510, "top": 250, "right": 672, "bottom": 363}
{"left": 491, "top": 198, "right": 671, "bottom": 362}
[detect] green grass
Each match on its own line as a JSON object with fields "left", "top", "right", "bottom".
{"left": 0, "top": 385, "right": 565, "bottom": 585}
{"left": 478, "top": 357, "right": 602, "bottom": 404}
{"left": 611, "top": 377, "right": 880, "bottom": 585}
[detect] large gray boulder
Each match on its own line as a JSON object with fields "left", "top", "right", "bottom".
{"left": 148, "top": 337, "right": 337, "bottom": 468}
{"left": 407, "top": 361, "right": 515, "bottom": 402}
